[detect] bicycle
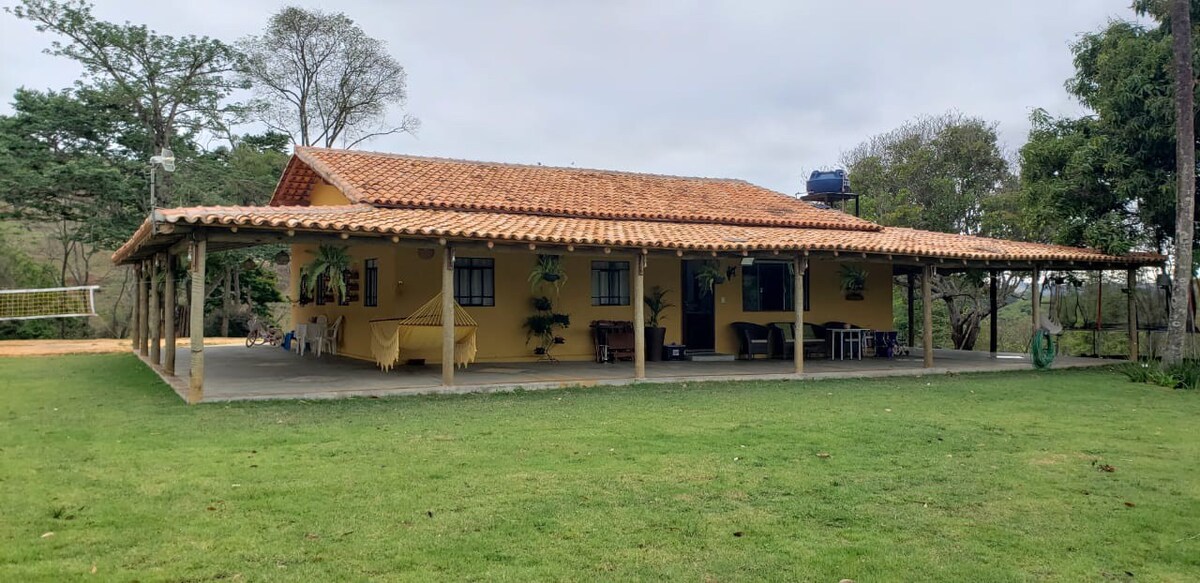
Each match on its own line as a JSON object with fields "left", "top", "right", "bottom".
{"left": 245, "top": 314, "right": 284, "bottom": 347}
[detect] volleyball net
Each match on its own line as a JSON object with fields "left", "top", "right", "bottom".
{"left": 0, "top": 286, "right": 99, "bottom": 321}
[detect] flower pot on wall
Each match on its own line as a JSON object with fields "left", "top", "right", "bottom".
{"left": 645, "top": 327, "right": 666, "bottom": 361}
{"left": 844, "top": 290, "right": 864, "bottom": 301}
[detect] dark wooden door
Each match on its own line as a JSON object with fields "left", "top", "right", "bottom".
{"left": 681, "top": 260, "right": 715, "bottom": 351}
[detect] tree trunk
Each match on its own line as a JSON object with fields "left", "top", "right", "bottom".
{"left": 1165, "top": 0, "right": 1196, "bottom": 365}
{"left": 220, "top": 268, "right": 231, "bottom": 337}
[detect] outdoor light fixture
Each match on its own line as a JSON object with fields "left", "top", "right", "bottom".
{"left": 148, "top": 148, "right": 175, "bottom": 210}
{"left": 740, "top": 257, "right": 755, "bottom": 266}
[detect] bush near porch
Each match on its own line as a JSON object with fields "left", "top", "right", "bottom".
{"left": 1, "top": 355, "right": 1198, "bottom": 581}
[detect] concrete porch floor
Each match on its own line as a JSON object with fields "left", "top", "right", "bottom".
{"left": 152, "top": 344, "right": 1117, "bottom": 403}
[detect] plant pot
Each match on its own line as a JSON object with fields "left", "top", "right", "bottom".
{"left": 553, "top": 336, "right": 565, "bottom": 344}
{"left": 845, "top": 292, "right": 864, "bottom": 301}
{"left": 645, "top": 327, "right": 666, "bottom": 362}
{"left": 534, "top": 347, "right": 547, "bottom": 355}
{"left": 542, "top": 273, "right": 561, "bottom": 282}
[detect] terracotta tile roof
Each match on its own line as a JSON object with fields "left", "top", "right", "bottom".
{"left": 271, "top": 147, "right": 881, "bottom": 232}
{"left": 111, "top": 204, "right": 1161, "bottom": 266}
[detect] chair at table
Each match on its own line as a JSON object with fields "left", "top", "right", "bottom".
{"left": 801, "top": 323, "right": 828, "bottom": 358}
{"left": 874, "top": 331, "right": 899, "bottom": 358}
{"left": 769, "top": 322, "right": 795, "bottom": 359}
{"left": 604, "top": 322, "right": 636, "bottom": 362}
{"left": 317, "top": 316, "right": 343, "bottom": 357}
{"left": 730, "top": 322, "right": 771, "bottom": 360}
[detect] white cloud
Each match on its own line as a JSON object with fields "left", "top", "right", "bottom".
{"left": 0, "top": 0, "right": 1134, "bottom": 192}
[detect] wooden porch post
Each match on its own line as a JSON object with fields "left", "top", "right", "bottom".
{"left": 633, "top": 252, "right": 646, "bottom": 380}
{"left": 1128, "top": 267, "right": 1139, "bottom": 361}
{"left": 922, "top": 265, "right": 934, "bottom": 368}
{"left": 163, "top": 254, "right": 177, "bottom": 375}
{"left": 794, "top": 255, "right": 807, "bottom": 374}
{"left": 138, "top": 259, "right": 150, "bottom": 356}
{"left": 149, "top": 254, "right": 161, "bottom": 365}
{"left": 906, "top": 273, "right": 915, "bottom": 349}
{"left": 442, "top": 245, "right": 455, "bottom": 386}
{"left": 188, "top": 235, "right": 206, "bottom": 404}
{"left": 1031, "top": 267, "right": 1042, "bottom": 334}
{"left": 131, "top": 263, "right": 142, "bottom": 351}
{"left": 989, "top": 270, "right": 998, "bottom": 355}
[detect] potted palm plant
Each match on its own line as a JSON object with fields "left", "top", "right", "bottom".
{"left": 303, "top": 245, "right": 353, "bottom": 303}
{"left": 644, "top": 286, "right": 674, "bottom": 361}
{"left": 840, "top": 264, "right": 868, "bottom": 301}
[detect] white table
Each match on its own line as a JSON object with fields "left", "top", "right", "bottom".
{"left": 295, "top": 322, "right": 327, "bottom": 356}
{"left": 828, "top": 328, "right": 869, "bottom": 360}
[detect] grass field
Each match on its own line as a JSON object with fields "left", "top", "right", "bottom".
{"left": 1, "top": 354, "right": 1198, "bottom": 581}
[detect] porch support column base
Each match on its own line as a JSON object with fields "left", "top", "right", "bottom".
{"left": 149, "top": 254, "right": 161, "bottom": 365}
{"left": 188, "top": 236, "right": 206, "bottom": 404}
{"left": 989, "top": 270, "right": 998, "bottom": 355}
{"left": 131, "top": 263, "right": 142, "bottom": 351}
{"left": 442, "top": 245, "right": 455, "bottom": 386}
{"left": 633, "top": 253, "right": 646, "bottom": 380}
{"left": 1127, "top": 267, "right": 1139, "bottom": 361}
{"left": 164, "top": 254, "right": 177, "bottom": 376}
{"left": 138, "top": 259, "right": 149, "bottom": 356}
{"left": 794, "top": 255, "right": 807, "bottom": 374}
{"left": 922, "top": 265, "right": 934, "bottom": 369}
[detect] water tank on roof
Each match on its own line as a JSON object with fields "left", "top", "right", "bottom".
{"left": 806, "top": 169, "right": 850, "bottom": 195}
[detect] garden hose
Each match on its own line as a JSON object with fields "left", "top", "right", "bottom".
{"left": 1031, "top": 329, "right": 1056, "bottom": 370}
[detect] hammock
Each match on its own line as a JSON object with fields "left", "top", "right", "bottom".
{"left": 369, "top": 292, "right": 479, "bottom": 371}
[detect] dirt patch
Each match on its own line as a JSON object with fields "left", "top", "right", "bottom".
{"left": 0, "top": 338, "right": 244, "bottom": 357}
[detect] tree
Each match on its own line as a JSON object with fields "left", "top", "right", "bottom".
{"left": 1165, "top": 0, "right": 1195, "bottom": 365}
{"left": 1020, "top": 2, "right": 1200, "bottom": 254}
{"left": 8, "top": 0, "right": 244, "bottom": 206}
{"left": 843, "top": 113, "right": 1024, "bottom": 350}
{"left": 237, "top": 6, "right": 418, "bottom": 148}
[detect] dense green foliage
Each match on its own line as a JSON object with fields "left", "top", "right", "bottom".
{"left": 1021, "top": 3, "right": 1200, "bottom": 253}
{"left": 844, "top": 114, "right": 1026, "bottom": 350}
{"left": 1, "top": 354, "right": 1198, "bottom": 580}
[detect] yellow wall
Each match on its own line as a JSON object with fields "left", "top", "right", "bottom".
{"left": 296, "top": 176, "right": 892, "bottom": 363}
{"left": 310, "top": 182, "right": 351, "bottom": 205}
{"left": 291, "top": 246, "right": 892, "bottom": 363}
{"left": 708, "top": 257, "right": 894, "bottom": 354}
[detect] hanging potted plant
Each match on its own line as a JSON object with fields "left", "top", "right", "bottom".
{"left": 303, "top": 244, "right": 353, "bottom": 304}
{"left": 840, "top": 264, "right": 868, "bottom": 301}
{"left": 696, "top": 261, "right": 726, "bottom": 296}
{"left": 644, "top": 286, "right": 674, "bottom": 361}
{"left": 529, "top": 255, "right": 567, "bottom": 293}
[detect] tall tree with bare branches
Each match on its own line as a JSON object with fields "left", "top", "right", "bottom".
{"left": 237, "top": 6, "right": 419, "bottom": 148}
{"left": 8, "top": 0, "right": 243, "bottom": 207}
{"left": 1164, "top": 0, "right": 1196, "bottom": 365}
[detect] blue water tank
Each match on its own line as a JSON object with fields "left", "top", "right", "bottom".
{"left": 806, "top": 169, "right": 850, "bottom": 194}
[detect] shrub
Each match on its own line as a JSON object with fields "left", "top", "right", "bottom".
{"left": 1119, "top": 359, "right": 1200, "bottom": 390}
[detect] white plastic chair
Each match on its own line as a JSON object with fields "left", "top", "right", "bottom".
{"left": 318, "top": 316, "right": 343, "bottom": 356}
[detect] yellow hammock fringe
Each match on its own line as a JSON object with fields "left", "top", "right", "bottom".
{"left": 369, "top": 292, "right": 479, "bottom": 371}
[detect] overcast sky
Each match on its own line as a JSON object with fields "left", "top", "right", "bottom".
{"left": 0, "top": 0, "right": 1140, "bottom": 193}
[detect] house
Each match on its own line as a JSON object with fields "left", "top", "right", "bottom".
{"left": 113, "top": 147, "right": 1160, "bottom": 403}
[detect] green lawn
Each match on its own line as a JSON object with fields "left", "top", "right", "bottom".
{"left": 1, "top": 355, "right": 1198, "bottom": 581}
